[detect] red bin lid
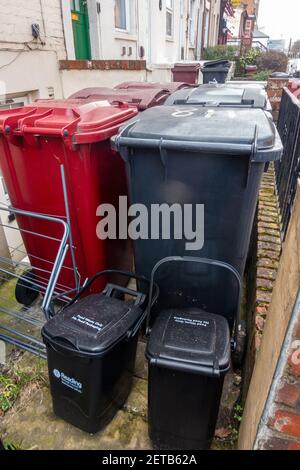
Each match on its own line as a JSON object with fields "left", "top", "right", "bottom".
{"left": 68, "top": 87, "right": 170, "bottom": 110}
{"left": 172, "top": 62, "right": 201, "bottom": 72}
{"left": 115, "top": 81, "right": 194, "bottom": 93}
{"left": 0, "top": 99, "right": 138, "bottom": 145}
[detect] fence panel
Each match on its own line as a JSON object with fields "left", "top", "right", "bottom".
{"left": 276, "top": 88, "right": 300, "bottom": 238}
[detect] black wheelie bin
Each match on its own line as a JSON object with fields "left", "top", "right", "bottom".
{"left": 165, "top": 83, "right": 270, "bottom": 110}
{"left": 113, "top": 106, "right": 283, "bottom": 330}
{"left": 201, "top": 60, "right": 231, "bottom": 84}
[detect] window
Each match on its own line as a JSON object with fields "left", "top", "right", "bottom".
{"left": 0, "top": 97, "right": 27, "bottom": 110}
{"left": 70, "top": 0, "right": 80, "bottom": 12}
{"left": 115, "top": 0, "right": 130, "bottom": 31}
{"left": 166, "top": 0, "right": 173, "bottom": 38}
{"left": 189, "top": 0, "right": 197, "bottom": 47}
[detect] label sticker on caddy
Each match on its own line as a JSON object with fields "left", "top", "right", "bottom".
{"left": 53, "top": 369, "right": 83, "bottom": 394}
{"left": 71, "top": 314, "right": 104, "bottom": 333}
{"left": 173, "top": 316, "right": 210, "bottom": 327}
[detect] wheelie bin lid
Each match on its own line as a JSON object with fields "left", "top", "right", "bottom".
{"left": 68, "top": 87, "right": 170, "bottom": 110}
{"left": 165, "top": 83, "right": 268, "bottom": 109}
{"left": 0, "top": 99, "right": 138, "bottom": 146}
{"left": 42, "top": 294, "right": 143, "bottom": 357}
{"left": 202, "top": 59, "right": 231, "bottom": 69}
{"left": 172, "top": 62, "right": 201, "bottom": 72}
{"left": 115, "top": 81, "right": 194, "bottom": 93}
{"left": 146, "top": 309, "right": 231, "bottom": 377}
{"left": 114, "top": 106, "right": 283, "bottom": 163}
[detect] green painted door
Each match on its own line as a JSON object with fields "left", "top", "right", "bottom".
{"left": 71, "top": 0, "right": 91, "bottom": 60}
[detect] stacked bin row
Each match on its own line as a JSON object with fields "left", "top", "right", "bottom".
{"left": 0, "top": 80, "right": 283, "bottom": 450}
{"left": 114, "top": 92, "right": 282, "bottom": 449}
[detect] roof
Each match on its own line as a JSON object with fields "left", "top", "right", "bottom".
{"left": 253, "top": 30, "right": 270, "bottom": 39}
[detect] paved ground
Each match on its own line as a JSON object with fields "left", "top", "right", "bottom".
{"left": 0, "top": 276, "right": 242, "bottom": 450}
{"left": 0, "top": 339, "right": 241, "bottom": 450}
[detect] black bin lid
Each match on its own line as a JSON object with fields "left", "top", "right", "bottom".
{"left": 202, "top": 60, "right": 230, "bottom": 69}
{"left": 117, "top": 105, "right": 283, "bottom": 162}
{"left": 42, "top": 294, "right": 142, "bottom": 356}
{"left": 165, "top": 84, "right": 268, "bottom": 109}
{"left": 146, "top": 309, "right": 231, "bottom": 377}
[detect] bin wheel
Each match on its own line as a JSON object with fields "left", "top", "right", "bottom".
{"left": 15, "top": 270, "right": 39, "bottom": 307}
{"left": 232, "top": 321, "right": 247, "bottom": 369}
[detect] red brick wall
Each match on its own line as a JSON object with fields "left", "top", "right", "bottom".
{"left": 257, "top": 308, "right": 300, "bottom": 449}
{"left": 59, "top": 60, "right": 147, "bottom": 71}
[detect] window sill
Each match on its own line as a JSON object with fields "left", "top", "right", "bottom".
{"left": 115, "top": 30, "right": 137, "bottom": 42}
{"left": 166, "top": 37, "right": 174, "bottom": 43}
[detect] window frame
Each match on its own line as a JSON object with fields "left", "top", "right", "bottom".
{"left": 166, "top": 0, "right": 174, "bottom": 39}
{"left": 115, "top": 0, "right": 131, "bottom": 33}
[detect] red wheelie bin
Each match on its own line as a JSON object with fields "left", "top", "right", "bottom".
{"left": 0, "top": 99, "right": 138, "bottom": 303}
{"left": 68, "top": 87, "right": 170, "bottom": 111}
{"left": 115, "top": 81, "right": 194, "bottom": 94}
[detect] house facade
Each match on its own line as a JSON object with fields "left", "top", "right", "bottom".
{"left": 226, "top": 0, "right": 260, "bottom": 48}
{"left": 0, "top": 1, "right": 226, "bottom": 106}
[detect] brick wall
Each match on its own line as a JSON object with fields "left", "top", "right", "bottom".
{"left": 0, "top": 0, "right": 66, "bottom": 60}
{"left": 243, "top": 164, "right": 282, "bottom": 395}
{"left": 267, "top": 77, "right": 290, "bottom": 122}
{"left": 239, "top": 183, "right": 300, "bottom": 450}
{"left": 256, "top": 295, "right": 300, "bottom": 450}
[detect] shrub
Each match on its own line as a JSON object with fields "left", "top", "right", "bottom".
{"left": 251, "top": 69, "right": 273, "bottom": 81}
{"left": 256, "top": 50, "right": 288, "bottom": 72}
{"left": 203, "top": 45, "right": 239, "bottom": 61}
{"left": 238, "top": 48, "right": 262, "bottom": 70}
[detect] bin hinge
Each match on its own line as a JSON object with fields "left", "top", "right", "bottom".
{"left": 113, "top": 119, "right": 140, "bottom": 163}
{"left": 245, "top": 125, "right": 258, "bottom": 188}
{"left": 159, "top": 138, "right": 168, "bottom": 180}
{"left": 213, "top": 358, "right": 220, "bottom": 378}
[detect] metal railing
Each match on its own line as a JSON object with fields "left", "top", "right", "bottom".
{"left": 276, "top": 88, "right": 300, "bottom": 239}
{"left": 0, "top": 206, "right": 73, "bottom": 358}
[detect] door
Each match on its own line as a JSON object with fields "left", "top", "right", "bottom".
{"left": 71, "top": 0, "right": 91, "bottom": 60}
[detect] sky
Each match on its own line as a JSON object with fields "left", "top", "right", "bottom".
{"left": 258, "top": 0, "right": 300, "bottom": 45}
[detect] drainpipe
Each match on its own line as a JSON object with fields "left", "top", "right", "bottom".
{"left": 201, "top": 0, "right": 206, "bottom": 54}
{"left": 148, "top": 0, "right": 152, "bottom": 65}
{"left": 185, "top": 0, "right": 190, "bottom": 60}
{"left": 178, "top": 0, "right": 185, "bottom": 60}
{"left": 195, "top": 4, "right": 200, "bottom": 60}
{"left": 136, "top": 0, "right": 139, "bottom": 60}
{"left": 207, "top": 0, "right": 212, "bottom": 47}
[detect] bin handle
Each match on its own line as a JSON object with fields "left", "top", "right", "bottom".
{"left": 145, "top": 256, "right": 242, "bottom": 350}
{"left": 115, "top": 135, "right": 255, "bottom": 157}
{"left": 149, "top": 356, "right": 222, "bottom": 378}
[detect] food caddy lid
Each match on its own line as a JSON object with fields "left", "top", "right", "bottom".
{"left": 42, "top": 294, "right": 143, "bottom": 356}
{"left": 165, "top": 83, "right": 267, "bottom": 109}
{"left": 114, "top": 105, "right": 283, "bottom": 162}
{"left": 146, "top": 309, "right": 231, "bottom": 377}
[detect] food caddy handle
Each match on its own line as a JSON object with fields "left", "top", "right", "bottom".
{"left": 145, "top": 256, "right": 242, "bottom": 352}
